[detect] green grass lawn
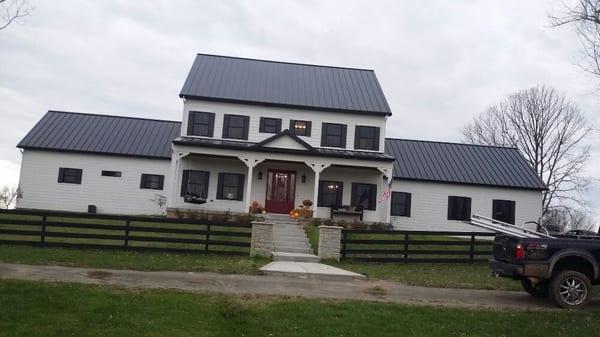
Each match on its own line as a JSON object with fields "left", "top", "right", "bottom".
{"left": 1, "top": 279, "right": 599, "bottom": 337}
{"left": 303, "top": 224, "right": 318, "bottom": 253}
{"left": 0, "top": 245, "right": 267, "bottom": 274}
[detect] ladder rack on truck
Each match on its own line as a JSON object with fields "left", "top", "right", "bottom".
{"left": 468, "top": 214, "right": 555, "bottom": 239}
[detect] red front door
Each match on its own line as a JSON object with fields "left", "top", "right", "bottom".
{"left": 265, "top": 170, "right": 296, "bottom": 214}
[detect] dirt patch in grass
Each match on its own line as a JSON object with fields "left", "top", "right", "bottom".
{"left": 87, "top": 270, "right": 113, "bottom": 280}
{"left": 364, "top": 285, "right": 387, "bottom": 298}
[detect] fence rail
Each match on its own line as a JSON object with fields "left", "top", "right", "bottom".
{"left": 341, "top": 229, "right": 495, "bottom": 263}
{"left": 0, "top": 209, "right": 252, "bottom": 255}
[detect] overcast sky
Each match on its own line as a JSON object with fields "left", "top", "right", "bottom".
{"left": 1, "top": 0, "right": 599, "bottom": 220}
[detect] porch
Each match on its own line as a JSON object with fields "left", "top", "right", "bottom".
{"left": 166, "top": 139, "right": 395, "bottom": 223}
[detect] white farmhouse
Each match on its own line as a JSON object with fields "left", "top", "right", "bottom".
{"left": 15, "top": 54, "right": 546, "bottom": 231}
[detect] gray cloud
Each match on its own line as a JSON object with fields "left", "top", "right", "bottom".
{"left": 1, "top": 0, "right": 598, "bottom": 218}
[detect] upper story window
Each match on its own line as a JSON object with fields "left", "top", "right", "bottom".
{"left": 222, "top": 114, "right": 250, "bottom": 140}
{"left": 321, "top": 123, "right": 347, "bottom": 148}
{"left": 290, "top": 120, "right": 312, "bottom": 137}
{"left": 391, "top": 192, "right": 411, "bottom": 217}
{"left": 493, "top": 199, "right": 515, "bottom": 224}
{"left": 58, "top": 168, "right": 82, "bottom": 184}
{"left": 354, "top": 126, "right": 380, "bottom": 151}
{"left": 447, "top": 196, "right": 471, "bottom": 221}
{"left": 188, "top": 111, "right": 215, "bottom": 137}
{"left": 259, "top": 117, "right": 282, "bottom": 134}
{"left": 140, "top": 174, "right": 164, "bottom": 190}
{"left": 351, "top": 183, "right": 377, "bottom": 211}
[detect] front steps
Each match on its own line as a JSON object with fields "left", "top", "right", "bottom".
{"left": 264, "top": 213, "right": 319, "bottom": 262}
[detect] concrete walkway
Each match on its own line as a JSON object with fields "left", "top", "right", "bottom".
{"left": 260, "top": 261, "right": 366, "bottom": 280}
{"left": 1, "top": 263, "right": 598, "bottom": 311}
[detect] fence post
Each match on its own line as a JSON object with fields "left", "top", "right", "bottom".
{"left": 341, "top": 230, "right": 347, "bottom": 259}
{"left": 40, "top": 215, "right": 47, "bottom": 247}
{"left": 469, "top": 234, "right": 475, "bottom": 264}
{"left": 205, "top": 223, "right": 211, "bottom": 252}
{"left": 124, "top": 220, "right": 130, "bottom": 248}
{"left": 318, "top": 225, "right": 343, "bottom": 261}
{"left": 403, "top": 233, "right": 409, "bottom": 263}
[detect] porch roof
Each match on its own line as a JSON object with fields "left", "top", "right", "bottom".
{"left": 173, "top": 136, "right": 396, "bottom": 162}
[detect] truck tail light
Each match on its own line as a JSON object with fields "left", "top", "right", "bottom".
{"left": 515, "top": 243, "right": 525, "bottom": 260}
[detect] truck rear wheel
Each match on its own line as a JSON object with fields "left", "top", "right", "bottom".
{"left": 549, "top": 270, "right": 591, "bottom": 309}
{"left": 520, "top": 279, "right": 548, "bottom": 298}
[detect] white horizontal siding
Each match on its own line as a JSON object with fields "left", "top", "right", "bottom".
{"left": 16, "top": 150, "right": 170, "bottom": 215}
{"left": 181, "top": 99, "right": 387, "bottom": 152}
{"left": 390, "top": 180, "right": 543, "bottom": 232}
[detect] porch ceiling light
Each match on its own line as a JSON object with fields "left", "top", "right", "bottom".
{"left": 301, "top": 173, "right": 306, "bottom": 183}
{"left": 258, "top": 171, "right": 263, "bottom": 180}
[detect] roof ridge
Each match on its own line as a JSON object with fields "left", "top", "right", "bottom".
{"left": 384, "top": 137, "right": 518, "bottom": 150}
{"left": 47, "top": 110, "right": 181, "bottom": 124}
{"left": 196, "top": 53, "right": 376, "bottom": 72}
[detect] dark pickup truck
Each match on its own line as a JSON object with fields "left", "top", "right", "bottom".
{"left": 490, "top": 233, "right": 600, "bottom": 308}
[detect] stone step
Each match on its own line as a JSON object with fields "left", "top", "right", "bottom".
{"left": 272, "top": 235, "right": 309, "bottom": 243}
{"left": 272, "top": 222, "right": 301, "bottom": 226}
{"left": 273, "top": 246, "right": 314, "bottom": 254}
{"left": 260, "top": 262, "right": 366, "bottom": 280}
{"left": 273, "top": 240, "right": 310, "bottom": 249}
{"left": 272, "top": 252, "right": 320, "bottom": 262}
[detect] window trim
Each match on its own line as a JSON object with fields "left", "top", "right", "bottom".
{"left": 222, "top": 114, "right": 250, "bottom": 140}
{"left": 259, "top": 117, "right": 282, "bottom": 134}
{"left": 391, "top": 192, "right": 411, "bottom": 217}
{"left": 217, "top": 173, "right": 245, "bottom": 201}
{"left": 492, "top": 199, "right": 516, "bottom": 225}
{"left": 351, "top": 183, "right": 377, "bottom": 211}
{"left": 321, "top": 123, "right": 347, "bottom": 148}
{"left": 187, "top": 111, "right": 215, "bottom": 137}
{"left": 289, "top": 120, "right": 312, "bottom": 137}
{"left": 318, "top": 180, "right": 344, "bottom": 208}
{"left": 101, "top": 170, "right": 122, "bottom": 178}
{"left": 181, "top": 170, "right": 210, "bottom": 198}
{"left": 58, "top": 167, "right": 82, "bottom": 184}
{"left": 140, "top": 174, "right": 164, "bottom": 190}
{"left": 354, "top": 125, "right": 380, "bottom": 151}
{"left": 447, "top": 196, "right": 472, "bottom": 221}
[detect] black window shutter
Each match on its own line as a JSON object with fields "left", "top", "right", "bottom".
{"left": 158, "top": 175, "right": 165, "bottom": 190}
{"left": 187, "top": 112, "right": 195, "bottom": 135}
{"left": 217, "top": 173, "right": 224, "bottom": 199}
{"left": 237, "top": 174, "right": 245, "bottom": 201}
{"left": 180, "top": 170, "right": 190, "bottom": 197}
{"left": 465, "top": 198, "right": 472, "bottom": 220}
{"left": 351, "top": 183, "right": 357, "bottom": 206}
{"left": 340, "top": 124, "right": 347, "bottom": 149}
{"left": 259, "top": 118, "right": 265, "bottom": 133}
{"left": 222, "top": 115, "right": 230, "bottom": 138}
{"left": 289, "top": 120, "right": 296, "bottom": 133}
{"left": 317, "top": 181, "right": 324, "bottom": 206}
{"left": 243, "top": 116, "right": 250, "bottom": 140}
{"left": 207, "top": 113, "right": 215, "bottom": 137}
{"left": 320, "top": 123, "right": 327, "bottom": 147}
{"left": 275, "top": 118, "right": 282, "bottom": 132}
{"left": 369, "top": 185, "right": 377, "bottom": 210}
{"left": 203, "top": 172, "right": 210, "bottom": 197}
{"left": 509, "top": 201, "right": 515, "bottom": 224}
{"left": 140, "top": 174, "right": 146, "bottom": 189}
{"left": 406, "top": 193, "right": 412, "bottom": 217}
{"left": 354, "top": 126, "right": 360, "bottom": 149}
{"left": 305, "top": 121, "right": 312, "bottom": 137}
{"left": 447, "top": 196, "right": 454, "bottom": 220}
{"left": 57, "top": 168, "right": 64, "bottom": 183}
{"left": 373, "top": 127, "right": 380, "bottom": 151}
{"left": 337, "top": 182, "right": 344, "bottom": 207}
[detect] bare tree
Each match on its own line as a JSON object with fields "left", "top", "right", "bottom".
{"left": 0, "top": 0, "right": 31, "bottom": 31}
{"left": 462, "top": 85, "right": 592, "bottom": 216}
{"left": 0, "top": 185, "right": 20, "bottom": 209}
{"left": 551, "top": 0, "right": 600, "bottom": 77}
{"left": 544, "top": 207, "right": 596, "bottom": 232}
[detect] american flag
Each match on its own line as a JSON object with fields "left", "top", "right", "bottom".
{"left": 378, "top": 179, "right": 393, "bottom": 203}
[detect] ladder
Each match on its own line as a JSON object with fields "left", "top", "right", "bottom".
{"left": 468, "top": 214, "right": 555, "bottom": 239}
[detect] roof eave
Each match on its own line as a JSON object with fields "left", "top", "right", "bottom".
{"left": 179, "top": 94, "right": 393, "bottom": 117}
{"left": 392, "top": 177, "right": 547, "bottom": 191}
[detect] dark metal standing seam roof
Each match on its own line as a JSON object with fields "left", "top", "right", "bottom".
{"left": 179, "top": 54, "right": 392, "bottom": 116}
{"left": 17, "top": 111, "right": 181, "bottom": 159}
{"left": 384, "top": 138, "right": 547, "bottom": 190}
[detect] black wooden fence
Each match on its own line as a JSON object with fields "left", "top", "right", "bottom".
{"left": 341, "top": 229, "right": 496, "bottom": 263}
{"left": 0, "top": 209, "right": 252, "bottom": 255}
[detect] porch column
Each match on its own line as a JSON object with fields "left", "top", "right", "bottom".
{"left": 166, "top": 151, "right": 187, "bottom": 209}
{"left": 306, "top": 162, "right": 331, "bottom": 219}
{"left": 377, "top": 165, "right": 394, "bottom": 224}
{"left": 384, "top": 175, "right": 393, "bottom": 223}
{"left": 239, "top": 157, "right": 265, "bottom": 214}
